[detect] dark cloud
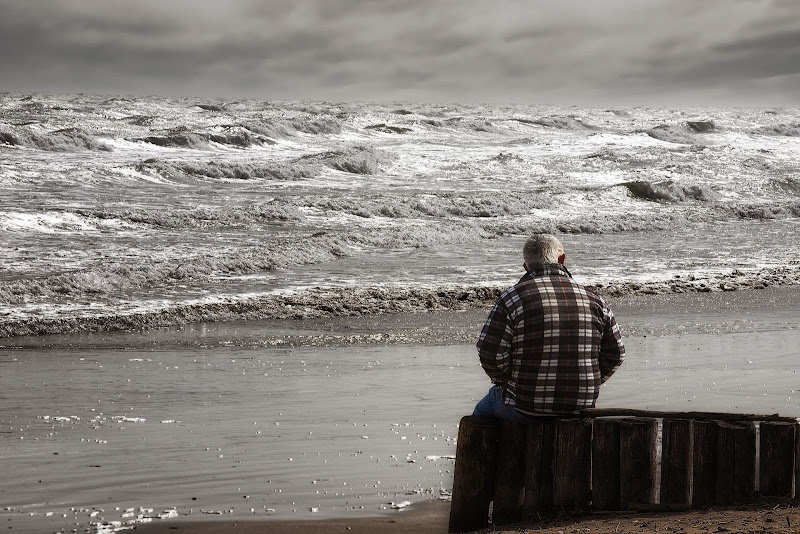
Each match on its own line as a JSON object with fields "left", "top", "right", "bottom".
{"left": 624, "top": 1, "right": 800, "bottom": 103}
{"left": 0, "top": 0, "right": 797, "bottom": 105}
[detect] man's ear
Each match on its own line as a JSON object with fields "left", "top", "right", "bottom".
{"left": 558, "top": 254, "right": 566, "bottom": 265}
{"left": 523, "top": 262, "right": 528, "bottom": 272}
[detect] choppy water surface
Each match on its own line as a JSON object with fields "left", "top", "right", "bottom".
{"left": 2, "top": 94, "right": 800, "bottom": 336}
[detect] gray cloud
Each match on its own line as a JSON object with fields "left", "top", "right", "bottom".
{"left": 0, "top": 0, "right": 797, "bottom": 105}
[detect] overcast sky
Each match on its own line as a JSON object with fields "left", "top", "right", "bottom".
{"left": 1, "top": 0, "right": 798, "bottom": 106}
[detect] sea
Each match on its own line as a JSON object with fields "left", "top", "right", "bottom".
{"left": 1, "top": 93, "right": 799, "bottom": 338}
{"left": 1, "top": 93, "right": 800, "bottom": 533}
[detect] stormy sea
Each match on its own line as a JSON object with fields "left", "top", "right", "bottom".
{"left": 2, "top": 93, "right": 800, "bottom": 337}
{"left": 1, "top": 93, "right": 799, "bottom": 532}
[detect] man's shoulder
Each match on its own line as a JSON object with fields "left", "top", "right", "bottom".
{"left": 506, "top": 275, "right": 610, "bottom": 306}
{"left": 497, "top": 282, "right": 525, "bottom": 306}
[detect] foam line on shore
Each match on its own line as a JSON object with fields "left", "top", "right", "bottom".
{"left": 3, "top": 268, "right": 800, "bottom": 339}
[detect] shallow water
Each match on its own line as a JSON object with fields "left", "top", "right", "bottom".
{"left": 1, "top": 342, "right": 478, "bottom": 533}
{"left": 2, "top": 288, "right": 800, "bottom": 533}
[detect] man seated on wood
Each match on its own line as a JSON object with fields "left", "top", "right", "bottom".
{"left": 474, "top": 234, "right": 625, "bottom": 421}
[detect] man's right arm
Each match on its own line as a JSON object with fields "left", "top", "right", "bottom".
{"left": 477, "top": 300, "right": 514, "bottom": 384}
{"left": 598, "top": 305, "right": 625, "bottom": 383}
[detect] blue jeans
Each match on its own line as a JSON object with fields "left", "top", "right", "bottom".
{"left": 473, "top": 386, "right": 556, "bottom": 422}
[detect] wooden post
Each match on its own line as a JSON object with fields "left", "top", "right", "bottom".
{"left": 592, "top": 419, "right": 621, "bottom": 511}
{"left": 759, "top": 421, "right": 795, "bottom": 497}
{"left": 795, "top": 422, "right": 800, "bottom": 499}
{"left": 733, "top": 422, "right": 756, "bottom": 504}
{"left": 492, "top": 421, "right": 527, "bottom": 525}
{"left": 619, "top": 418, "right": 658, "bottom": 509}
{"left": 523, "top": 419, "right": 557, "bottom": 515}
{"left": 553, "top": 418, "right": 592, "bottom": 511}
{"left": 448, "top": 416, "right": 499, "bottom": 533}
{"left": 660, "top": 419, "right": 694, "bottom": 505}
{"left": 692, "top": 420, "right": 718, "bottom": 506}
{"left": 716, "top": 422, "right": 756, "bottom": 505}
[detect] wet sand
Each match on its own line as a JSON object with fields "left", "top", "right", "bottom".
{"left": 135, "top": 498, "right": 451, "bottom": 533}
{"left": 1, "top": 286, "right": 799, "bottom": 533}
{"left": 133, "top": 498, "right": 800, "bottom": 534}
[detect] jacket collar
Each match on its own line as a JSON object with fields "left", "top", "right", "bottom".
{"left": 520, "top": 263, "right": 572, "bottom": 283}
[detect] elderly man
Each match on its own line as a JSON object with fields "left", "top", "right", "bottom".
{"left": 474, "top": 234, "right": 624, "bottom": 420}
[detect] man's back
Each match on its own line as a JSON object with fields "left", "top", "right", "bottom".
{"left": 477, "top": 263, "right": 624, "bottom": 415}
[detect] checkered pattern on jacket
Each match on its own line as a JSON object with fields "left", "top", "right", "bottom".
{"left": 477, "top": 263, "right": 624, "bottom": 415}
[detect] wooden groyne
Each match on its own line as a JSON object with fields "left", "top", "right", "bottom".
{"left": 448, "top": 409, "right": 800, "bottom": 533}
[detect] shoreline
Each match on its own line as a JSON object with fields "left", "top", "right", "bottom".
{"left": 3, "top": 269, "right": 800, "bottom": 340}
{"left": 4, "top": 284, "right": 800, "bottom": 351}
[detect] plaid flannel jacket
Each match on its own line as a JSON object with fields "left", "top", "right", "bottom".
{"left": 477, "top": 263, "right": 624, "bottom": 415}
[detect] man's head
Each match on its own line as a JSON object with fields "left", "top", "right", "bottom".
{"left": 523, "top": 234, "right": 565, "bottom": 271}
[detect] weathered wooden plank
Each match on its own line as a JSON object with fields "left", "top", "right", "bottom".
{"left": 523, "top": 419, "right": 557, "bottom": 515}
{"left": 582, "top": 408, "right": 796, "bottom": 423}
{"left": 448, "top": 416, "right": 499, "bottom": 533}
{"left": 619, "top": 418, "right": 658, "bottom": 509}
{"left": 759, "top": 421, "right": 795, "bottom": 497}
{"left": 492, "top": 420, "right": 527, "bottom": 526}
{"left": 692, "top": 420, "right": 718, "bottom": 506}
{"left": 795, "top": 422, "right": 800, "bottom": 499}
{"left": 733, "top": 422, "right": 756, "bottom": 504}
{"left": 660, "top": 418, "right": 694, "bottom": 505}
{"left": 553, "top": 418, "right": 592, "bottom": 511}
{"left": 592, "top": 418, "right": 621, "bottom": 511}
{"left": 716, "top": 422, "right": 755, "bottom": 505}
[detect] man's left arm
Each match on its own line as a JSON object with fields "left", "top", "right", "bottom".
{"left": 598, "top": 305, "right": 625, "bottom": 383}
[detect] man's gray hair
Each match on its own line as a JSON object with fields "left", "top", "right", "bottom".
{"left": 523, "top": 234, "right": 564, "bottom": 268}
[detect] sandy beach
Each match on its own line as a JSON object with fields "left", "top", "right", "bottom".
{"left": 2, "top": 285, "right": 799, "bottom": 533}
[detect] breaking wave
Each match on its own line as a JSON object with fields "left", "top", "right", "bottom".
{"left": 133, "top": 146, "right": 393, "bottom": 181}
{"left": 196, "top": 103, "right": 226, "bottom": 112}
{"left": 0, "top": 223, "right": 493, "bottom": 307}
{"left": 45, "top": 193, "right": 800, "bottom": 239}
{"left": 622, "top": 180, "right": 719, "bottom": 202}
{"left": 752, "top": 124, "right": 800, "bottom": 137}
{"left": 135, "top": 158, "right": 317, "bottom": 181}
{"left": 0, "top": 127, "right": 112, "bottom": 151}
{"left": 306, "top": 191, "right": 552, "bottom": 219}
{"left": 296, "top": 146, "right": 394, "bottom": 175}
{"left": 771, "top": 177, "right": 800, "bottom": 196}
{"left": 594, "top": 265, "right": 800, "bottom": 298}
{"left": 67, "top": 190, "right": 552, "bottom": 233}
{"left": 641, "top": 123, "right": 713, "bottom": 144}
{"left": 135, "top": 126, "right": 275, "bottom": 149}
{"left": 469, "top": 120, "right": 502, "bottom": 133}
{"left": 0, "top": 286, "right": 504, "bottom": 338}
{"left": 716, "top": 201, "right": 800, "bottom": 220}
{"left": 4, "top": 265, "right": 800, "bottom": 338}
{"left": 685, "top": 120, "right": 715, "bottom": 133}
{"left": 242, "top": 117, "right": 342, "bottom": 138}
{"left": 73, "top": 200, "right": 301, "bottom": 229}
{"left": 364, "top": 123, "right": 413, "bottom": 134}
{"left": 515, "top": 115, "right": 597, "bottom": 130}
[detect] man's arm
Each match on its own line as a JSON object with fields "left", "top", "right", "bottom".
{"left": 477, "top": 300, "right": 514, "bottom": 384}
{"left": 599, "top": 305, "right": 624, "bottom": 383}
